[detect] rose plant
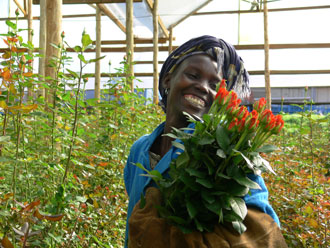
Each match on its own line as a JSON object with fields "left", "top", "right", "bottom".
{"left": 137, "top": 79, "right": 284, "bottom": 235}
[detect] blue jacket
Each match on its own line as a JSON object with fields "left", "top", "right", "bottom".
{"left": 124, "top": 122, "right": 280, "bottom": 247}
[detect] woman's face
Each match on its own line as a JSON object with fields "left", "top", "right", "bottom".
{"left": 164, "top": 54, "right": 222, "bottom": 127}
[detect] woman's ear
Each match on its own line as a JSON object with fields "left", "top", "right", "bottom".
{"left": 162, "top": 73, "right": 172, "bottom": 90}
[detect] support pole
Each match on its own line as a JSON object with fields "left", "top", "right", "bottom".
{"left": 152, "top": 0, "right": 159, "bottom": 104}
{"left": 45, "top": 0, "right": 62, "bottom": 104}
{"left": 95, "top": 6, "right": 101, "bottom": 101}
{"left": 38, "top": 0, "right": 46, "bottom": 98}
{"left": 263, "top": 1, "right": 271, "bottom": 109}
{"left": 168, "top": 26, "right": 173, "bottom": 54}
{"left": 27, "top": 0, "right": 33, "bottom": 99}
{"left": 126, "top": 0, "right": 134, "bottom": 91}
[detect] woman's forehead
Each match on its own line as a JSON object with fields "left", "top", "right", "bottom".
{"left": 176, "top": 54, "right": 222, "bottom": 75}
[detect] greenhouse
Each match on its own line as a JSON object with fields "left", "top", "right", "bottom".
{"left": 0, "top": 0, "right": 329, "bottom": 247}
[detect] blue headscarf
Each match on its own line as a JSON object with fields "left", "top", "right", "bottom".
{"left": 159, "top": 35, "right": 250, "bottom": 110}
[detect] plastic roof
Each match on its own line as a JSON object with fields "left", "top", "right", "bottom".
{"left": 105, "top": 0, "right": 211, "bottom": 38}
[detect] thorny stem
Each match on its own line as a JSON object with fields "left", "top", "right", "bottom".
{"left": 51, "top": 39, "right": 65, "bottom": 161}
{"left": 62, "top": 52, "right": 84, "bottom": 183}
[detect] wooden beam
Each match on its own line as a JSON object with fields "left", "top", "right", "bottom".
{"left": 13, "top": 0, "right": 27, "bottom": 16}
{"left": 45, "top": 0, "right": 62, "bottom": 104}
{"left": 95, "top": 6, "right": 101, "bottom": 101}
{"left": 33, "top": 0, "right": 142, "bottom": 4}
{"left": 2, "top": 43, "right": 330, "bottom": 53}
{"left": 97, "top": 4, "right": 126, "bottom": 33}
{"left": 134, "top": 60, "right": 164, "bottom": 64}
{"left": 96, "top": 70, "right": 330, "bottom": 77}
{"left": 145, "top": 0, "right": 169, "bottom": 38}
{"left": 263, "top": 1, "right": 271, "bottom": 109}
{"left": 38, "top": 0, "right": 46, "bottom": 98}
{"left": 194, "top": 5, "right": 330, "bottom": 15}
{"left": 126, "top": 0, "right": 134, "bottom": 90}
{"left": 168, "top": 26, "right": 173, "bottom": 54}
{"left": 152, "top": 0, "right": 159, "bottom": 104}
{"left": 27, "top": 0, "right": 33, "bottom": 98}
{"left": 248, "top": 70, "right": 330, "bottom": 75}
{"left": 92, "top": 38, "right": 169, "bottom": 45}
{"left": 235, "top": 43, "right": 330, "bottom": 50}
{"left": 170, "top": 0, "right": 213, "bottom": 28}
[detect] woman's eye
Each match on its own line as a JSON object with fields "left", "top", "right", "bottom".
{"left": 186, "top": 73, "right": 198, "bottom": 79}
{"left": 210, "top": 82, "right": 217, "bottom": 90}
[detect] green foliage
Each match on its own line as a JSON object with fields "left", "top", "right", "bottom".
{"left": 0, "top": 19, "right": 164, "bottom": 247}
{"left": 265, "top": 113, "right": 330, "bottom": 247}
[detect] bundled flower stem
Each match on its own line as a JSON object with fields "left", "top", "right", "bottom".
{"left": 137, "top": 79, "right": 284, "bottom": 235}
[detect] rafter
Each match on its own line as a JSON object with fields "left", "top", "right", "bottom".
{"left": 32, "top": 0, "right": 142, "bottom": 4}
{"left": 194, "top": 5, "right": 330, "bottom": 15}
{"left": 13, "top": 0, "right": 27, "bottom": 16}
{"left": 97, "top": 4, "right": 126, "bottom": 33}
{"left": 145, "top": 0, "right": 169, "bottom": 38}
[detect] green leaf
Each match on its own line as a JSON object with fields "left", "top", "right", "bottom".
{"left": 180, "top": 174, "right": 199, "bottom": 191}
{"left": 234, "top": 175, "right": 261, "bottom": 190}
{"left": 256, "top": 144, "right": 278, "bottom": 153}
{"left": 216, "top": 149, "right": 226, "bottom": 158}
{"left": 148, "top": 170, "right": 163, "bottom": 181}
{"left": 252, "top": 154, "right": 276, "bottom": 175}
{"left": 78, "top": 54, "right": 87, "bottom": 64}
{"left": 172, "top": 141, "right": 185, "bottom": 151}
{"left": 205, "top": 200, "right": 221, "bottom": 214}
{"left": 82, "top": 33, "right": 93, "bottom": 48}
{"left": 74, "top": 45, "right": 82, "bottom": 52}
{"left": 0, "top": 136, "right": 10, "bottom": 143}
{"left": 66, "top": 69, "right": 79, "bottom": 78}
{"left": 196, "top": 178, "right": 213, "bottom": 188}
{"left": 6, "top": 20, "right": 17, "bottom": 29}
{"left": 185, "top": 168, "right": 206, "bottom": 178}
{"left": 233, "top": 149, "right": 254, "bottom": 171}
{"left": 167, "top": 215, "right": 187, "bottom": 225}
{"left": 201, "top": 190, "right": 215, "bottom": 204}
{"left": 223, "top": 211, "right": 242, "bottom": 222}
{"left": 217, "top": 172, "right": 231, "bottom": 180}
{"left": 216, "top": 125, "right": 230, "bottom": 151}
{"left": 176, "top": 152, "right": 189, "bottom": 168}
{"left": 89, "top": 55, "right": 106, "bottom": 63}
{"left": 194, "top": 218, "right": 204, "bottom": 232}
{"left": 232, "top": 221, "right": 247, "bottom": 234}
{"left": 186, "top": 201, "right": 197, "bottom": 219}
{"left": 197, "top": 135, "right": 214, "bottom": 145}
{"left": 133, "top": 163, "right": 149, "bottom": 174}
{"left": 76, "top": 196, "right": 87, "bottom": 202}
{"left": 229, "top": 197, "right": 247, "bottom": 220}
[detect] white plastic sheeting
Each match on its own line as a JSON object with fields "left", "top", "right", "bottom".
{"left": 105, "top": 0, "right": 211, "bottom": 38}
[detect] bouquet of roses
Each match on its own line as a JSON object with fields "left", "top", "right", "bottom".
{"left": 137, "top": 79, "right": 284, "bottom": 235}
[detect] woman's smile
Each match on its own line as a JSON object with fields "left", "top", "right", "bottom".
{"left": 184, "top": 94, "right": 206, "bottom": 108}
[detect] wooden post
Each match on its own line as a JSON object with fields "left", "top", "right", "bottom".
{"left": 45, "top": 0, "right": 62, "bottom": 104}
{"left": 27, "top": 0, "right": 33, "bottom": 99}
{"left": 152, "top": 0, "right": 159, "bottom": 104}
{"left": 263, "top": 1, "right": 271, "bottom": 109}
{"left": 126, "top": 0, "right": 134, "bottom": 91}
{"left": 38, "top": 0, "right": 46, "bottom": 98}
{"left": 95, "top": 6, "right": 101, "bottom": 101}
{"left": 168, "top": 26, "right": 173, "bottom": 54}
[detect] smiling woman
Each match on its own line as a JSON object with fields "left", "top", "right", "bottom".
{"left": 123, "top": 35, "right": 286, "bottom": 248}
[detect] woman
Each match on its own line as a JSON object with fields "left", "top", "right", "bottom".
{"left": 124, "top": 35, "right": 286, "bottom": 247}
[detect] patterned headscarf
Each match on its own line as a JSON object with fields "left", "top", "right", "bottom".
{"left": 159, "top": 35, "right": 250, "bottom": 110}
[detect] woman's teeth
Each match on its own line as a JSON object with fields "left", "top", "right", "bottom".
{"left": 184, "top": 95, "right": 205, "bottom": 107}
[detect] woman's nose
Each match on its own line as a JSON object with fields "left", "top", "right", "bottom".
{"left": 195, "top": 79, "right": 210, "bottom": 93}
